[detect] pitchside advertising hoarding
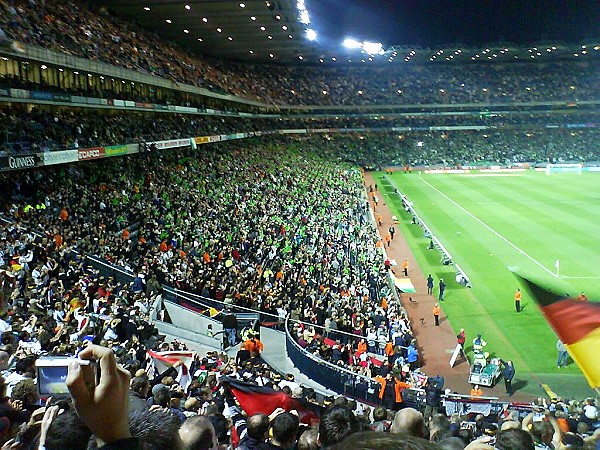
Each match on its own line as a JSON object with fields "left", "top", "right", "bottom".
{"left": 42, "top": 150, "right": 78, "bottom": 165}
{"left": 152, "top": 138, "right": 192, "bottom": 150}
{"left": 194, "top": 135, "right": 221, "bottom": 144}
{"left": 0, "top": 154, "right": 39, "bottom": 171}
{"left": 194, "top": 136, "right": 211, "bottom": 145}
{"left": 104, "top": 145, "right": 128, "bottom": 157}
{"left": 78, "top": 147, "right": 105, "bottom": 161}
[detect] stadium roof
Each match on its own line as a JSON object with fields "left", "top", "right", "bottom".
{"left": 100, "top": 0, "right": 600, "bottom": 65}
{"left": 99, "top": 0, "right": 316, "bottom": 64}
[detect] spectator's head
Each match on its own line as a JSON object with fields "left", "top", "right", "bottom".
{"left": 199, "top": 386, "right": 213, "bottom": 402}
{"left": 530, "top": 420, "right": 554, "bottom": 445}
{"left": 45, "top": 409, "right": 92, "bottom": 450}
{"left": 271, "top": 412, "right": 299, "bottom": 449}
{"left": 318, "top": 405, "right": 360, "bottom": 447}
{"left": 297, "top": 428, "right": 319, "bottom": 450}
{"left": 130, "top": 376, "right": 150, "bottom": 397}
{"left": 11, "top": 378, "right": 39, "bottom": 405}
{"left": 246, "top": 413, "right": 269, "bottom": 441}
{"left": 161, "top": 376, "right": 175, "bottom": 387}
{"left": 561, "top": 432, "right": 584, "bottom": 448}
{"left": 129, "top": 409, "right": 183, "bottom": 450}
{"left": 15, "top": 355, "right": 37, "bottom": 377}
{"left": 391, "top": 407, "right": 425, "bottom": 437}
{"left": 331, "top": 431, "right": 441, "bottom": 449}
{"left": 178, "top": 415, "right": 218, "bottom": 450}
{"left": 0, "top": 351, "right": 10, "bottom": 370}
{"left": 333, "top": 396, "right": 348, "bottom": 408}
{"left": 576, "top": 421, "right": 589, "bottom": 435}
{"left": 495, "top": 428, "right": 535, "bottom": 450}
{"left": 153, "top": 389, "right": 170, "bottom": 408}
{"left": 183, "top": 397, "right": 200, "bottom": 413}
{"left": 429, "top": 414, "right": 450, "bottom": 435}
{"left": 372, "top": 406, "right": 387, "bottom": 422}
{"left": 437, "top": 437, "right": 467, "bottom": 450}
{"left": 1, "top": 332, "right": 16, "bottom": 347}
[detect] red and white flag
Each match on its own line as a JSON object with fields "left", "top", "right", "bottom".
{"left": 146, "top": 350, "right": 195, "bottom": 391}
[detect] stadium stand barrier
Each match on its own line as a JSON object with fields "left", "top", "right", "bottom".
{"left": 284, "top": 317, "right": 381, "bottom": 404}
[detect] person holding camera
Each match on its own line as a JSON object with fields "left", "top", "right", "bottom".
{"left": 66, "top": 344, "right": 136, "bottom": 449}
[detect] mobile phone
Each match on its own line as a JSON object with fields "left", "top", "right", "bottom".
{"left": 36, "top": 357, "right": 98, "bottom": 396}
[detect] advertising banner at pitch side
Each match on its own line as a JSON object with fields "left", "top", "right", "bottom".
{"left": 0, "top": 154, "right": 39, "bottom": 172}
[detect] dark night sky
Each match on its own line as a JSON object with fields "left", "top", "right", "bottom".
{"left": 307, "top": 0, "right": 600, "bottom": 48}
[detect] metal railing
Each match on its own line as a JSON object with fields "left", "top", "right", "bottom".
{"left": 284, "top": 317, "right": 381, "bottom": 404}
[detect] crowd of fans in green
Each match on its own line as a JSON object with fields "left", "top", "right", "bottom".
{"left": 0, "top": 139, "right": 598, "bottom": 449}
{"left": 0, "top": 1, "right": 598, "bottom": 449}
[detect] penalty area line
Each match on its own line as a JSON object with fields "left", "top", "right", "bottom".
{"left": 418, "top": 177, "right": 558, "bottom": 278}
{"left": 559, "top": 275, "right": 600, "bottom": 280}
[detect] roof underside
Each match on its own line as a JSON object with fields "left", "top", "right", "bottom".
{"left": 99, "top": 1, "right": 600, "bottom": 66}
{"left": 99, "top": 0, "right": 318, "bottom": 64}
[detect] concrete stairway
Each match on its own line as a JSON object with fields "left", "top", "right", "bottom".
{"left": 259, "top": 326, "right": 338, "bottom": 397}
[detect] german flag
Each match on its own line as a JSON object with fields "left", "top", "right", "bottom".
{"left": 221, "top": 376, "right": 321, "bottom": 425}
{"left": 517, "top": 275, "right": 600, "bottom": 388}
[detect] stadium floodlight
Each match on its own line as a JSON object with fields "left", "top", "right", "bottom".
{"left": 305, "top": 29, "right": 317, "bottom": 41}
{"left": 343, "top": 38, "right": 362, "bottom": 49}
{"left": 299, "top": 10, "right": 310, "bottom": 24}
{"left": 362, "top": 41, "right": 383, "bottom": 55}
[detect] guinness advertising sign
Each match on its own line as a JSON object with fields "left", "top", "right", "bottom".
{"left": 0, "top": 154, "right": 39, "bottom": 172}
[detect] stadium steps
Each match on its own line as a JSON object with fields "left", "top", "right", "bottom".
{"left": 157, "top": 298, "right": 337, "bottom": 396}
{"left": 155, "top": 320, "right": 223, "bottom": 353}
{"left": 259, "top": 326, "right": 338, "bottom": 397}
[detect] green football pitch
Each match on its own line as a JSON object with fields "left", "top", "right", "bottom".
{"left": 377, "top": 170, "right": 600, "bottom": 399}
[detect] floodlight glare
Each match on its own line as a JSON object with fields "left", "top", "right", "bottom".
{"left": 299, "top": 10, "right": 310, "bottom": 24}
{"left": 305, "top": 29, "right": 317, "bottom": 41}
{"left": 362, "top": 41, "right": 383, "bottom": 55}
{"left": 343, "top": 38, "right": 362, "bottom": 49}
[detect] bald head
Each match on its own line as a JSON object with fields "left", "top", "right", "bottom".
{"left": 179, "top": 415, "right": 218, "bottom": 450}
{"left": 184, "top": 397, "right": 200, "bottom": 413}
{"left": 390, "top": 407, "right": 425, "bottom": 437}
{"left": 246, "top": 413, "right": 269, "bottom": 441}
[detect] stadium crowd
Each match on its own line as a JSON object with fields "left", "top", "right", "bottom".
{"left": 0, "top": 0, "right": 599, "bottom": 106}
{"left": 2, "top": 105, "right": 600, "bottom": 169}
{"left": 0, "top": 107, "right": 274, "bottom": 154}
{"left": 0, "top": 1, "right": 598, "bottom": 448}
{"left": 0, "top": 139, "right": 598, "bottom": 450}
{"left": 309, "top": 129, "right": 600, "bottom": 168}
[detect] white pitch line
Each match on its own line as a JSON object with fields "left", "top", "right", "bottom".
{"left": 559, "top": 276, "right": 600, "bottom": 280}
{"left": 417, "top": 177, "right": 558, "bottom": 278}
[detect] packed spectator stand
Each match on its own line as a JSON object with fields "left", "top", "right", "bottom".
{"left": 1, "top": 0, "right": 599, "bottom": 106}
{"left": 2, "top": 105, "right": 600, "bottom": 167}
{"left": 1, "top": 140, "right": 599, "bottom": 449}
{"left": 0, "top": 0, "right": 598, "bottom": 449}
